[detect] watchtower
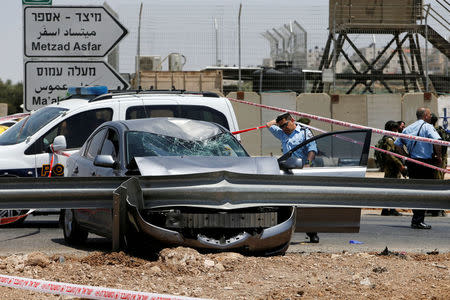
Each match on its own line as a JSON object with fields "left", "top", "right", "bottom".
{"left": 313, "top": 0, "right": 450, "bottom": 94}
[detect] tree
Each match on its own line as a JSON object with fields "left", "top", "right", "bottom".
{"left": 0, "top": 79, "right": 23, "bottom": 114}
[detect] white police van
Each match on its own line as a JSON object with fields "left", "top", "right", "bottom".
{"left": 0, "top": 86, "right": 240, "bottom": 222}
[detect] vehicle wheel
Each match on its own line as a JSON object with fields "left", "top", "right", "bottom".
{"left": 62, "top": 209, "right": 88, "bottom": 245}
{"left": 0, "top": 210, "right": 29, "bottom": 226}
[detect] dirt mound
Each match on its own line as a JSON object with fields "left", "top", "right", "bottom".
{"left": 0, "top": 248, "right": 449, "bottom": 299}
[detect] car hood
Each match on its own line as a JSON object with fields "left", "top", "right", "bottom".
{"left": 134, "top": 156, "right": 280, "bottom": 176}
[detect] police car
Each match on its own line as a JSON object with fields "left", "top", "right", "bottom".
{"left": 0, "top": 86, "right": 240, "bottom": 223}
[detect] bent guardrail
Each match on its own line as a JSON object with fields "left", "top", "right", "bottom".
{"left": 0, "top": 172, "right": 448, "bottom": 210}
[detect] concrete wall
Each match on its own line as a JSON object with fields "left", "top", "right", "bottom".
{"left": 261, "top": 92, "right": 297, "bottom": 156}
{"left": 402, "top": 93, "right": 439, "bottom": 125}
{"left": 227, "top": 92, "right": 443, "bottom": 161}
{"left": 0, "top": 103, "right": 7, "bottom": 117}
{"left": 296, "top": 93, "right": 332, "bottom": 134}
{"left": 331, "top": 95, "right": 367, "bottom": 132}
{"left": 367, "top": 94, "right": 402, "bottom": 159}
{"left": 228, "top": 92, "right": 262, "bottom": 156}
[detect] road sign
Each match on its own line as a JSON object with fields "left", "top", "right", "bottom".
{"left": 24, "top": 6, "right": 128, "bottom": 57}
{"left": 24, "top": 61, "right": 129, "bottom": 111}
{"left": 23, "top": 0, "right": 52, "bottom": 4}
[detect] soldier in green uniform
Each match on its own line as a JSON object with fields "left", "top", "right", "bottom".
{"left": 376, "top": 120, "right": 405, "bottom": 216}
{"left": 429, "top": 114, "right": 447, "bottom": 217}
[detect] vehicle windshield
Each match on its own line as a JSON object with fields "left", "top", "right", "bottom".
{"left": 0, "top": 107, "right": 68, "bottom": 145}
{"left": 126, "top": 131, "right": 248, "bottom": 165}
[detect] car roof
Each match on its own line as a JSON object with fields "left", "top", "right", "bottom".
{"left": 112, "top": 117, "right": 224, "bottom": 141}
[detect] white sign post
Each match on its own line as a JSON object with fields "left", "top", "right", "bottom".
{"left": 25, "top": 61, "right": 129, "bottom": 111}
{"left": 24, "top": 6, "right": 128, "bottom": 57}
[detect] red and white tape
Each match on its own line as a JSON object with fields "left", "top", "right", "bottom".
{"left": 0, "top": 210, "right": 35, "bottom": 226}
{"left": 298, "top": 122, "right": 449, "bottom": 174}
{"left": 0, "top": 113, "right": 30, "bottom": 122}
{"left": 228, "top": 97, "right": 450, "bottom": 147}
{"left": 0, "top": 274, "right": 208, "bottom": 300}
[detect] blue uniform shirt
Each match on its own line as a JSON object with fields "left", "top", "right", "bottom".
{"left": 394, "top": 120, "right": 441, "bottom": 159}
{"left": 269, "top": 124, "right": 317, "bottom": 161}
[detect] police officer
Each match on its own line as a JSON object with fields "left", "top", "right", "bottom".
{"left": 379, "top": 120, "right": 405, "bottom": 216}
{"left": 395, "top": 108, "right": 442, "bottom": 229}
{"left": 266, "top": 113, "right": 319, "bottom": 242}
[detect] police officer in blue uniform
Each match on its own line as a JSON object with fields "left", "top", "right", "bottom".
{"left": 266, "top": 113, "right": 319, "bottom": 242}
{"left": 395, "top": 107, "right": 442, "bottom": 229}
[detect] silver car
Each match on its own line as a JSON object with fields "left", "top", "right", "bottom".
{"left": 61, "top": 117, "right": 371, "bottom": 255}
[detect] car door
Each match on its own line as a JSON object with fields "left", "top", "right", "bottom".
{"left": 280, "top": 129, "right": 372, "bottom": 234}
{"left": 26, "top": 107, "right": 113, "bottom": 178}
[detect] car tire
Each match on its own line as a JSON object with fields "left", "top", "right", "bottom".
{"left": 62, "top": 209, "right": 88, "bottom": 245}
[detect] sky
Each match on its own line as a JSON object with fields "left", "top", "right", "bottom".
{"left": 1, "top": 0, "right": 446, "bottom": 84}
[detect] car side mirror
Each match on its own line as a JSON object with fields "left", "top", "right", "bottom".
{"left": 278, "top": 157, "right": 303, "bottom": 171}
{"left": 51, "top": 135, "right": 67, "bottom": 152}
{"left": 94, "top": 155, "right": 118, "bottom": 169}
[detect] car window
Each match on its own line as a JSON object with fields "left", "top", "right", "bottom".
{"left": 0, "top": 107, "right": 67, "bottom": 146}
{"left": 126, "top": 105, "right": 229, "bottom": 129}
{"left": 100, "top": 129, "right": 120, "bottom": 160}
{"left": 85, "top": 129, "right": 107, "bottom": 160}
{"left": 126, "top": 131, "right": 247, "bottom": 165}
{"left": 303, "top": 130, "right": 371, "bottom": 167}
{"left": 25, "top": 108, "right": 113, "bottom": 154}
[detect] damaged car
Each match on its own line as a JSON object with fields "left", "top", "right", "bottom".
{"left": 60, "top": 117, "right": 371, "bottom": 255}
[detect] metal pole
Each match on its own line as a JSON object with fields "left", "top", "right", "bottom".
{"left": 425, "top": 4, "right": 430, "bottom": 92}
{"left": 238, "top": 3, "right": 242, "bottom": 91}
{"left": 332, "top": 1, "right": 337, "bottom": 93}
{"left": 214, "top": 18, "right": 219, "bottom": 66}
{"left": 136, "top": 3, "right": 143, "bottom": 89}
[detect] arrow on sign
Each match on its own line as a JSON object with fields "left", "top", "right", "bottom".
{"left": 24, "top": 6, "right": 128, "bottom": 57}
{"left": 24, "top": 61, "right": 129, "bottom": 111}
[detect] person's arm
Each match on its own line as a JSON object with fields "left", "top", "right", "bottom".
{"left": 433, "top": 144, "right": 442, "bottom": 166}
{"left": 266, "top": 119, "right": 277, "bottom": 128}
{"left": 304, "top": 151, "right": 316, "bottom": 168}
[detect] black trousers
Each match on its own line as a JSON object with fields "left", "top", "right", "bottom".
{"left": 406, "top": 158, "right": 435, "bottom": 224}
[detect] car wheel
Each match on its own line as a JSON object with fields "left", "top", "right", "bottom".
{"left": 62, "top": 209, "right": 88, "bottom": 244}
{"left": 0, "top": 210, "right": 29, "bottom": 226}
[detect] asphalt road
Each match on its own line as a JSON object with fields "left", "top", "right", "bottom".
{"left": 0, "top": 212, "right": 449, "bottom": 256}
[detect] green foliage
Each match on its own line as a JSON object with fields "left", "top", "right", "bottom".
{"left": 0, "top": 79, "right": 23, "bottom": 114}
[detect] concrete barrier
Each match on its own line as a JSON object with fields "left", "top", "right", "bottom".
{"left": 331, "top": 95, "right": 367, "bottom": 132}
{"left": 296, "top": 93, "right": 332, "bottom": 134}
{"left": 227, "top": 92, "right": 262, "bottom": 156}
{"left": 367, "top": 94, "right": 402, "bottom": 161}
{"left": 402, "top": 93, "right": 438, "bottom": 125}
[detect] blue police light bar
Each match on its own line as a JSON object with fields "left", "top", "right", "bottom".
{"left": 67, "top": 86, "right": 108, "bottom": 96}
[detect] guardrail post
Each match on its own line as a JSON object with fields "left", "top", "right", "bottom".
{"left": 112, "top": 186, "right": 127, "bottom": 251}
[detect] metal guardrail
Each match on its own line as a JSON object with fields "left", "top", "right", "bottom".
{"left": 0, "top": 172, "right": 448, "bottom": 210}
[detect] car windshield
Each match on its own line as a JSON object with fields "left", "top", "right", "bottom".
{"left": 126, "top": 131, "right": 248, "bottom": 165}
{"left": 0, "top": 107, "right": 68, "bottom": 145}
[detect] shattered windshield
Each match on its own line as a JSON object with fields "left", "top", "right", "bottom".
{"left": 126, "top": 130, "right": 248, "bottom": 165}
{"left": 0, "top": 107, "right": 68, "bottom": 145}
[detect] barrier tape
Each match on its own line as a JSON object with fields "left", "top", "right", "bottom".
{"left": 232, "top": 122, "right": 448, "bottom": 174}
{"left": 0, "top": 274, "right": 208, "bottom": 300}
{"left": 228, "top": 97, "right": 450, "bottom": 148}
{"left": 0, "top": 113, "right": 30, "bottom": 122}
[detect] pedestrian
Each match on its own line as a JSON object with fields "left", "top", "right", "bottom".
{"left": 266, "top": 112, "right": 319, "bottom": 243}
{"left": 376, "top": 120, "right": 405, "bottom": 216}
{"left": 397, "top": 120, "right": 406, "bottom": 133}
{"left": 394, "top": 108, "right": 442, "bottom": 229}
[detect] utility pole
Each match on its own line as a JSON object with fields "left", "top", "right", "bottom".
{"left": 214, "top": 18, "right": 220, "bottom": 66}
{"left": 136, "top": 2, "right": 143, "bottom": 89}
{"left": 238, "top": 3, "right": 242, "bottom": 91}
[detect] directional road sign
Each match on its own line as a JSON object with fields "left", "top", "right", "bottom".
{"left": 24, "top": 61, "right": 129, "bottom": 111}
{"left": 24, "top": 6, "right": 128, "bottom": 57}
